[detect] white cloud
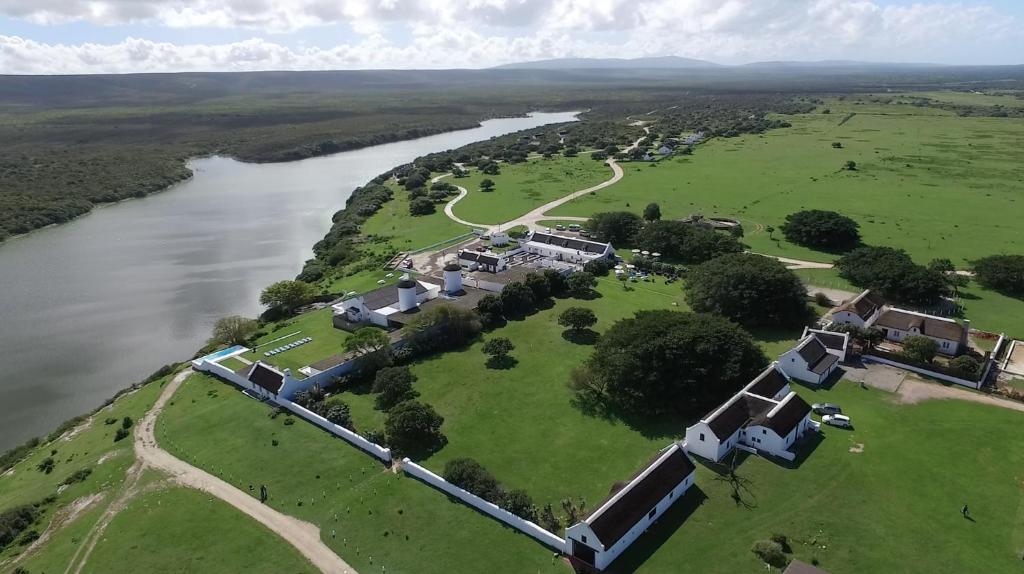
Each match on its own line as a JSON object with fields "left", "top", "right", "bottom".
{"left": 0, "top": 0, "right": 1020, "bottom": 73}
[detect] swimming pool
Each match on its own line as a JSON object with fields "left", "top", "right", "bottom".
{"left": 197, "top": 345, "right": 247, "bottom": 362}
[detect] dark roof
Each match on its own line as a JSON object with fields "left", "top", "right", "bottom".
{"left": 705, "top": 394, "right": 775, "bottom": 439}
{"left": 528, "top": 232, "right": 610, "bottom": 254}
{"left": 784, "top": 560, "right": 831, "bottom": 574}
{"left": 835, "top": 290, "right": 884, "bottom": 320}
{"left": 746, "top": 367, "right": 789, "bottom": 398}
{"left": 754, "top": 393, "right": 812, "bottom": 436}
{"left": 812, "top": 331, "right": 847, "bottom": 352}
{"left": 873, "top": 309, "right": 964, "bottom": 341}
{"left": 458, "top": 251, "right": 501, "bottom": 266}
{"left": 587, "top": 446, "right": 695, "bottom": 548}
{"left": 397, "top": 278, "right": 417, "bottom": 289}
{"left": 361, "top": 281, "right": 428, "bottom": 311}
{"left": 385, "top": 289, "right": 489, "bottom": 326}
{"left": 443, "top": 262, "right": 462, "bottom": 272}
{"left": 798, "top": 337, "right": 839, "bottom": 375}
{"left": 248, "top": 364, "right": 284, "bottom": 394}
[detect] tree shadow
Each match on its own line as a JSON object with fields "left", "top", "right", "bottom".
{"left": 535, "top": 297, "right": 556, "bottom": 311}
{"left": 568, "top": 390, "right": 685, "bottom": 441}
{"left": 561, "top": 329, "right": 600, "bottom": 345}
{"left": 399, "top": 434, "right": 448, "bottom": 462}
{"left": 571, "top": 290, "right": 604, "bottom": 301}
{"left": 485, "top": 355, "right": 518, "bottom": 370}
{"left": 776, "top": 431, "right": 825, "bottom": 470}
{"left": 604, "top": 486, "right": 708, "bottom": 573}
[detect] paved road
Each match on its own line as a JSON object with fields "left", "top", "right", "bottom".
{"left": 136, "top": 370, "right": 357, "bottom": 574}
{"left": 439, "top": 130, "right": 648, "bottom": 233}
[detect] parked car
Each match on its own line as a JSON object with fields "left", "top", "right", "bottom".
{"left": 812, "top": 403, "right": 842, "bottom": 415}
{"left": 555, "top": 224, "right": 565, "bottom": 231}
{"left": 579, "top": 231, "right": 590, "bottom": 237}
{"left": 822, "top": 414, "right": 852, "bottom": 428}
{"left": 568, "top": 224, "right": 581, "bottom": 231}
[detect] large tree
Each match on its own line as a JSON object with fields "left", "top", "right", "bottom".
{"left": 575, "top": 310, "right": 768, "bottom": 415}
{"left": 634, "top": 220, "right": 742, "bottom": 263}
{"left": 384, "top": 401, "right": 446, "bottom": 457}
{"left": 443, "top": 458, "right": 504, "bottom": 504}
{"left": 567, "top": 271, "right": 597, "bottom": 298}
{"left": 643, "top": 202, "right": 662, "bottom": 222}
{"left": 780, "top": 209, "right": 860, "bottom": 250}
{"left": 585, "top": 211, "right": 643, "bottom": 245}
{"left": 837, "top": 246, "right": 947, "bottom": 305}
{"left": 500, "top": 281, "right": 535, "bottom": 316}
{"left": 684, "top": 253, "right": 809, "bottom": 327}
{"left": 344, "top": 327, "right": 392, "bottom": 370}
{"left": 211, "top": 315, "right": 258, "bottom": 346}
{"left": 558, "top": 307, "right": 597, "bottom": 333}
{"left": 971, "top": 254, "right": 1024, "bottom": 297}
{"left": 372, "top": 366, "right": 419, "bottom": 411}
{"left": 259, "top": 280, "right": 315, "bottom": 311}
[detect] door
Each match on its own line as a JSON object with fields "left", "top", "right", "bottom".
{"left": 572, "top": 539, "right": 597, "bottom": 566}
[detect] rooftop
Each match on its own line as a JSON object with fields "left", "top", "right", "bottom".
{"left": 833, "top": 289, "right": 885, "bottom": 320}
{"left": 705, "top": 392, "right": 776, "bottom": 439}
{"left": 796, "top": 336, "right": 840, "bottom": 375}
{"left": 526, "top": 231, "right": 611, "bottom": 254}
{"left": 744, "top": 365, "right": 790, "bottom": 399}
{"left": 873, "top": 308, "right": 965, "bottom": 342}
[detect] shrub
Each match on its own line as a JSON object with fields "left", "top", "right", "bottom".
{"left": 324, "top": 402, "right": 354, "bottom": 430}
{"left": 36, "top": 457, "right": 55, "bottom": 474}
{"left": 971, "top": 255, "right": 1024, "bottom": 296}
{"left": 365, "top": 430, "right": 387, "bottom": 446}
{"left": 372, "top": 367, "right": 419, "bottom": 411}
{"left": 814, "top": 292, "right": 833, "bottom": 307}
{"left": 104, "top": 417, "right": 118, "bottom": 425}
{"left": 60, "top": 468, "right": 92, "bottom": 486}
{"left": 643, "top": 202, "right": 662, "bottom": 221}
{"left": 443, "top": 458, "right": 503, "bottom": 504}
{"left": 114, "top": 428, "right": 130, "bottom": 442}
{"left": 283, "top": 418, "right": 295, "bottom": 426}
{"left": 837, "top": 246, "right": 947, "bottom": 305}
{"left": 585, "top": 211, "right": 643, "bottom": 245}
{"left": 901, "top": 336, "right": 939, "bottom": 364}
{"left": 409, "top": 197, "right": 436, "bottom": 216}
{"left": 950, "top": 355, "right": 981, "bottom": 377}
{"left": 751, "top": 540, "right": 788, "bottom": 567}
{"left": 567, "top": 271, "right": 597, "bottom": 298}
{"left": 500, "top": 281, "right": 535, "bottom": 316}
{"left": 583, "top": 258, "right": 611, "bottom": 277}
{"left": 780, "top": 210, "right": 860, "bottom": 250}
{"left": 384, "top": 401, "right": 446, "bottom": 456}
{"left": 539, "top": 504, "right": 561, "bottom": 532}
{"left": 0, "top": 505, "right": 39, "bottom": 550}
{"left": 502, "top": 489, "right": 539, "bottom": 522}
{"left": 476, "top": 294, "right": 504, "bottom": 326}
{"left": 558, "top": 307, "right": 597, "bottom": 333}
{"left": 121, "top": 416, "right": 134, "bottom": 430}
{"left": 634, "top": 220, "right": 742, "bottom": 264}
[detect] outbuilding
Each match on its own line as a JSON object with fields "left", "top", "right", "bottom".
{"left": 778, "top": 335, "right": 841, "bottom": 386}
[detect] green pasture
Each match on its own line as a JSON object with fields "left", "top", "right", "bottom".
{"left": 241, "top": 308, "right": 351, "bottom": 373}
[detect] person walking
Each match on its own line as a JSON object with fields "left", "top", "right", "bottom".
{"left": 961, "top": 503, "right": 970, "bottom": 518}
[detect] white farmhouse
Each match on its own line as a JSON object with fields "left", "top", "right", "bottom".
{"left": 801, "top": 327, "right": 849, "bottom": 362}
{"left": 564, "top": 443, "right": 696, "bottom": 571}
{"left": 827, "top": 289, "right": 885, "bottom": 327}
{"left": 457, "top": 250, "right": 507, "bottom": 273}
{"left": 684, "top": 365, "right": 816, "bottom": 463}
{"left": 778, "top": 334, "right": 841, "bottom": 386}
{"left": 331, "top": 274, "right": 440, "bottom": 329}
{"left": 870, "top": 308, "right": 967, "bottom": 356}
{"left": 523, "top": 232, "right": 614, "bottom": 265}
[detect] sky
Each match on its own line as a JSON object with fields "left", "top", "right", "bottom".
{"left": 0, "top": 0, "right": 1021, "bottom": 74}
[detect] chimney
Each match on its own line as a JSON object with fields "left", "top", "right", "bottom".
{"left": 397, "top": 274, "right": 418, "bottom": 312}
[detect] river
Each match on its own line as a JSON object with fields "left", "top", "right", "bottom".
{"left": 0, "top": 111, "right": 579, "bottom": 451}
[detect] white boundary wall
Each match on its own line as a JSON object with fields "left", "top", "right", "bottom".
{"left": 278, "top": 399, "right": 392, "bottom": 463}
{"left": 863, "top": 356, "right": 982, "bottom": 390}
{"left": 401, "top": 458, "right": 564, "bottom": 550}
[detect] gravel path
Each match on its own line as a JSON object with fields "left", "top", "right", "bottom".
{"left": 895, "top": 377, "right": 1024, "bottom": 412}
{"left": 135, "top": 370, "right": 357, "bottom": 574}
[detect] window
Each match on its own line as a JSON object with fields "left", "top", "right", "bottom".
{"left": 762, "top": 429, "right": 767, "bottom": 434}
{"left": 669, "top": 492, "right": 673, "bottom": 499}
{"left": 581, "top": 535, "right": 587, "bottom": 543}
{"left": 648, "top": 508, "right": 657, "bottom": 519}
{"left": 943, "top": 341, "right": 949, "bottom": 348}
{"left": 699, "top": 433, "right": 705, "bottom": 442}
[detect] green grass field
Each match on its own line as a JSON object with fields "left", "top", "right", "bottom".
{"left": 334, "top": 276, "right": 805, "bottom": 511}
{"left": 615, "top": 381, "right": 1024, "bottom": 574}
{"left": 451, "top": 155, "right": 612, "bottom": 225}
{"left": 156, "top": 373, "right": 562, "bottom": 574}
{"left": 360, "top": 180, "right": 473, "bottom": 251}
{"left": 549, "top": 99, "right": 1024, "bottom": 268}
{"left": 83, "top": 484, "right": 317, "bottom": 573}
{"left": 240, "top": 308, "right": 351, "bottom": 373}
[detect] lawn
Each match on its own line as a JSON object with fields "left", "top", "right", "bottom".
{"left": 156, "top": 373, "right": 562, "bottom": 574}
{"left": 547, "top": 100, "right": 1024, "bottom": 269}
{"left": 360, "top": 180, "right": 473, "bottom": 252}
{"left": 83, "top": 483, "right": 318, "bottom": 573}
{"left": 334, "top": 276, "right": 809, "bottom": 512}
{"left": 451, "top": 155, "right": 612, "bottom": 225}
{"left": 613, "top": 380, "right": 1024, "bottom": 574}
{"left": 240, "top": 308, "right": 351, "bottom": 373}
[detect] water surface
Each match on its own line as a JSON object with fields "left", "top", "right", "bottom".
{"left": 0, "top": 112, "right": 578, "bottom": 450}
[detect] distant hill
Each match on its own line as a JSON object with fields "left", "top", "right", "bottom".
{"left": 743, "top": 60, "right": 946, "bottom": 69}
{"left": 494, "top": 56, "right": 721, "bottom": 70}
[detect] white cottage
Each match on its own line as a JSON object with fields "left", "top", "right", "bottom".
{"left": 778, "top": 335, "right": 841, "bottom": 386}
{"left": 801, "top": 327, "right": 849, "bottom": 362}
{"left": 869, "top": 308, "right": 967, "bottom": 356}
{"left": 564, "top": 443, "right": 695, "bottom": 571}
{"left": 523, "top": 232, "right": 614, "bottom": 265}
{"left": 331, "top": 275, "right": 440, "bottom": 329}
{"left": 827, "top": 289, "right": 885, "bottom": 328}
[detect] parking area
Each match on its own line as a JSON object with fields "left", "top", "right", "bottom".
{"left": 840, "top": 362, "right": 908, "bottom": 393}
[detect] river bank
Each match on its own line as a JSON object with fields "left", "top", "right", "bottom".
{"left": 0, "top": 111, "right": 580, "bottom": 452}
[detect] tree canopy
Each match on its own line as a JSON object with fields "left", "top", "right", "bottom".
{"left": 558, "top": 307, "right": 597, "bottom": 332}
{"left": 971, "top": 255, "right": 1024, "bottom": 297}
{"left": 585, "top": 211, "right": 643, "bottom": 245}
{"left": 684, "top": 253, "right": 809, "bottom": 326}
{"left": 780, "top": 209, "right": 860, "bottom": 250}
{"left": 634, "top": 220, "right": 742, "bottom": 263}
{"left": 500, "top": 281, "right": 535, "bottom": 316}
{"left": 575, "top": 310, "right": 768, "bottom": 415}
{"left": 836, "top": 246, "right": 948, "bottom": 305}
{"left": 384, "top": 401, "right": 446, "bottom": 457}
{"left": 372, "top": 366, "right": 419, "bottom": 411}
{"left": 345, "top": 327, "right": 392, "bottom": 370}
{"left": 443, "top": 458, "right": 503, "bottom": 504}
{"left": 409, "top": 197, "right": 436, "bottom": 216}
{"left": 567, "top": 271, "right": 597, "bottom": 297}
{"left": 259, "top": 280, "right": 315, "bottom": 311}
{"left": 211, "top": 315, "right": 258, "bottom": 346}
{"left": 643, "top": 202, "right": 662, "bottom": 221}
{"left": 901, "top": 336, "right": 938, "bottom": 364}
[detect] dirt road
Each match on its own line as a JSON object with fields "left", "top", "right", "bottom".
{"left": 135, "top": 370, "right": 357, "bottom": 574}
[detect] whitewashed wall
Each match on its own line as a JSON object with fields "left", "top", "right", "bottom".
{"left": 863, "top": 355, "right": 981, "bottom": 389}
{"left": 401, "top": 459, "right": 565, "bottom": 550}
{"left": 278, "top": 398, "right": 392, "bottom": 462}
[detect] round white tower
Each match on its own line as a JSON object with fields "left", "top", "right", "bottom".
{"left": 397, "top": 274, "right": 418, "bottom": 311}
{"left": 443, "top": 262, "right": 463, "bottom": 294}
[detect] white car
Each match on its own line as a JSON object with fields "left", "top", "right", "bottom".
{"left": 822, "top": 414, "right": 852, "bottom": 428}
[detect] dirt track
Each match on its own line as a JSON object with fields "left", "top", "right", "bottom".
{"left": 135, "top": 370, "right": 357, "bottom": 573}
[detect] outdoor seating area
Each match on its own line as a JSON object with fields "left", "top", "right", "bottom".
{"left": 264, "top": 336, "right": 312, "bottom": 357}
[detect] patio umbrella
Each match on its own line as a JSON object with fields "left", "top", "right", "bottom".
{"left": 641, "top": 250, "right": 650, "bottom": 256}
{"left": 631, "top": 249, "right": 641, "bottom": 254}
{"left": 652, "top": 252, "right": 661, "bottom": 258}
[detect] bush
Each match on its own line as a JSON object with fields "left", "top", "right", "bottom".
{"left": 685, "top": 253, "right": 809, "bottom": 327}
{"left": 950, "top": 355, "right": 981, "bottom": 377}
{"left": 114, "top": 428, "right": 130, "bottom": 442}
{"left": 324, "top": 402, "right": 355, "bottom": 430}
{"left": 0, "top": 505, "right": 39, "bottom": 550}
{"left": 409, "top": 197, "right": 436, "bottom": 216}
{"left": 443, "top": 458, "right": 504, "bottom": 504}
{"left": 780, "top": 210, "right": 860, "bottom": 250}
{"left": 36, "top": 457, "right": 55, "bottom": 474}
{"left": 500, "top": 281, "right": 535, "bottom": 316}
{"left": 585, "top": 211, "right": 643, "bottom": 245}
{"left": 567, "top": 271, "right": 597, "bottom": 298}
{"left": 576, "top": 310, "right": 768, "bottom": 415}
{"left": 104, "top": 417, "right": 118, "bottom": 425}
{"left": 384, "top": 401, "right": 446, "bottom": 456}
{"left": 372, "top": 366, "right": 419, "bottom": 411}
{"left": 60, "top": 468, "right": 93, "bottom": 486}
{"left": 121, "top": 416, "right": 134, "bottom": 430}
{"left": 901, "top": 336, "right": 939, "bottom": 364}
{"left": 751, "top": 540, "right": 788, "bottom": 567}
{"left": 971, "top": 255, "right": 1024, "bottom": 296}
{"left": 502, "top": 489, "right": 539, "bottom": 522}
{"left": 583, "top": 258, "right": 611, "bottom": 277}
{"left": 558, "top": 307, "right": 597, "bottom": 333}
{"left": 476, "top": 294, "right": 504, "bottom": 326}
{"left": 837, "top": 246, "right": 947, "bottom": 305}
{"left": 283, "top": 418, "right": 295, "bottom": 426}
{"left": 814, "top": 292, "right": 832, "bottom": 307}
{"left": 401, "top": 304, "right": 482, "bottom": 357}
{"left": 643, "top": 202, "right": 662, "bottom": 221}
